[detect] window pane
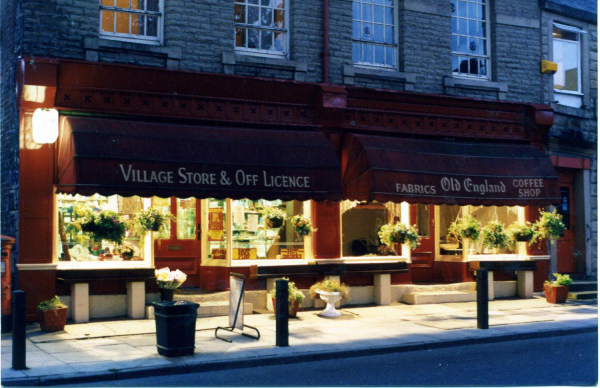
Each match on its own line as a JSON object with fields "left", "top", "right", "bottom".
{"left": 452, "top": 55, "right": 459, "bottom": 72}
{"left": 458, "top": 0, "right": 466, "bottom": 17}
{"left": 384, "top": 25, "right": 393, "bottom": 44}
{"left": 439, "top": 205, "right": 461, "bottom": 255}
{"left": 176, "top": 198, "right": 196, "bottom": 240}
{"left": 478, "top": 22, "right": 485, "bottom": 37}
{"left": 261, "top": 0, "right": 271, "bottom": 6}
{"left": 468, "top": 20, "right": 477, "bottom": 36}
{"left": 385, "top": 6, "right": 393, "bottom": 24}
{"left": 236, "top": 27, "right": 246, "bottom": 47}
{"left": 146, "top": 15, "right": 158, "bottom": 36}
{"left": 116, "top": 12, "right": 130, "bottom": 34}
{"left": 146, "top": 0, "right": 159, "bottom": 12}
{"left": 116, "top": 0, "right": 130, "bottom": 9}
{"left": 353, "top": 42, "right": 361, "bottom": 62}
{"left": 469, "top": 58, "right": 479, "bottom": 74}
{"left": 459, "top": 19, "right": 467, "bottom": 35}
{"left": 363, "top": 43, "right": 373, "bottom": 62}
{"left": 478, "top": 38, "right": 486, "bottom": 55}
{"left": 153, "top": 197, "right": 171, "bottom": 239}
{"left": 247, "top": 28, "right": 259, "bottom": 48}
{"left": 207, "top": 199, "right": 227, "bottom": 260}
{"left": 374, "top": 5, "right": 383, "bottom": 23}
{"left": 101, "top": 10, "right": 115, "bottom": 33}
{"left": 247, "top": 5, "right": 259, "bottom": 24}
{"left": 274, "top": 9, "right": 284, "bottom": 27}
{"left": 554, "top": 39, "right": 580, "bottom": 92}
{"left": 274, "top": 31, "right": 285, "bottom": 51}
{"left": 450, "top": 0, "right": 457, "bottom": 16}
{"left": 101, "top": 0, "right": 115, "bottom": 6}
{"left": 261, "top": 29, "right": 272, "bottom": 50}
{"left": 362, "top": 3, "right": 372, "bottom": 22}
{"left": 375, "top": 44, "right": 384, "bottom": 64}
{"left": 274, "top": 0, "right": 284, "bottom": 8}
{"left": 374, "top": 24, "right": 383, "bottom": 43}
{"left": 468, "top": 2, "right": 477, "bottom": 19}
{"left": 234, "top": 4, "right": 245, "bottom": 23}
{"left": 341, "top": 201, "right": 402, "bottom": 257}
{"left": 261, "top": 7, "right": 272, "bottom": 27}
{"left": 459, "top": 35, "right": 467, "bottom": 52}
{"left": 131, "top": 14, "right": 143, "bottom": 35}
{"left": 352, "top": 1, "right": 360, "bottom": 19}
{"left": 452, "top": 35, "right": 458, "bottom": 51}
{"left": 451, "top": 17, "right": 457, "bottom": 34}
{"left": 248, "top": 0, "right": 258, "bottom": 4}
{"left": 362, "top": 23, "right": 373, "bottom": 41}
{"left": 479, "top": 59, "right": 487, "bottom": 76}
{"left": 353, "top": 21, "right": 361, "bottom": 39}
{"left": 385, "top": 45, "right": 395, "bottom": 66}
{"left": 469, "top": 39, "right": 477, "bottom": 52}
{"left": 416, "top": 204, "right": 430, "bottom": 237}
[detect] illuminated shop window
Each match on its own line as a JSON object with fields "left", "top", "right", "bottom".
{"left": 234, "top": 0, "right": 288, "bottom": 56}
{"left": 207, "top": 198, "right": 228, "bottom": 260}
{"left": 56, "top": 194, "right": 147, "bottom": 263}
{"left": 341, "top": 201, "right": 402, "bottom": 257}
{"left": 100, "top": 0, "right": 163, "bottom": 45}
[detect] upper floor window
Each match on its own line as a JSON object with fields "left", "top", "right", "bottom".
{"left": 451, "top": 0, "right": 489, "bottom": 78}
{"left": 100, "top": 0, "right": 163, "bottom": 45}
{"left": 352, "top": 0, "right": 396, "bottom": 68}
{"left": 553, "top": 23, "right": 584, "bottom": 108}
{"left": 235, "top": 0, "right": 288, "bottom": 56}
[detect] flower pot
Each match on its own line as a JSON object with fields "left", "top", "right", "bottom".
{"left": 266, "top": 218, "right": 284, "bottom": 228}
{"left": 121, "top": 253, "right": 133, "bottom": 261}
{"left": 515, "top": 235, "right": 533, "bottom": 242}
{"left": 37, "top": 308, "right": 68, "bottom": 333}
{"left": 545, "top": 285, "right": 569, "bottom": 303}
{"left": 271, "top": 297, "right": 300, "bottom": 317}
{"left": 152, "top": 301, "right": 199, "bottom": 357}
{"left": 160, "top": 288, "right": 174, "bottom": 301}
{"left": 151, "top": 224, "right": 161, "bottom": 232}
{"left": 316, "top": 291, "right": 342, "bottom": 317}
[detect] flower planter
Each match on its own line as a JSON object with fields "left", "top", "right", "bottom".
{"left": 316, "top": 291, "right": 342, "bottom": 317}
{"left": 271, "top": 297, "right": 300, "bottom": 317}
{"left": 153, "top": 301, "right": 199, "bottom": 357}
{"left": 544, "top": 285, "right": 569, "bottom": 304}
{"left": 37, "top": 308, "right": 68, "bottom": 333}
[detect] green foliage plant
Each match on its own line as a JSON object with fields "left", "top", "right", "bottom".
{"left": 531, "top": 210, "right": 566, "bottom": 247}
{"left": 37, "top": 296, "right": 67, "bottom": 311}
{"left": 131, "top": 207, "right": 173, "bottom": 239}
{"left": 80, "top": 209, "right": 127, "bottom": 245}
{"left": 448, "top": 216, "right": 481, "bottom": 241}
{"left": 544, "top": 273, "right": 573, "bottom": 287}
{"left": 507, "top": 222, "right": 535, "bottom": 242}
{"left": 309, "top": 279, "right": 350, "bottom": 301}
{"left": 378, "top": 222, "right": 421, "bottom": 249}
{"left": 481, "top": 221, "right": 510, "bottom": 250}
{"left": 269, "top": 277, "right": 305, "bottom": 304}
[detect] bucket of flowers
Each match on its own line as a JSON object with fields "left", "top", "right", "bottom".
{"left": 290, "top": 214, "right": 317, "bottom": 237}
{"left": 378, "top": 222, "right": 421, "bottom": 250}
{"left": 155, "top": 267, "right": 188, "bottom": 301}
{"left": 131, "top": 207, "right": 173, "bottom": 239}
{"left": 263, "top": 206, "right": 286, "bottom": 228}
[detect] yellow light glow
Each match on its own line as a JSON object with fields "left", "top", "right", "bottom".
{"left": 32, "top": 108, "right": 59, "bottom": 144}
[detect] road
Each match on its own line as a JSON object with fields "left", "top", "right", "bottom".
{"left": 64, "top": 332, "right": 598, "bottom": 386}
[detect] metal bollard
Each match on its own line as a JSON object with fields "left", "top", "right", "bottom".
{"left": 275, "top": 279, "right": 289, "bottom": 347}
{"left": 12, "top": 290, "right": 26, "bottom": 370}
{"left": 476, "top": 270, "right": 489, "bottom": 329}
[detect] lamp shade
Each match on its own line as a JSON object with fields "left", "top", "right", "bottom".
{"left": 32, "top": 108, "right": 59, "bottom": 144}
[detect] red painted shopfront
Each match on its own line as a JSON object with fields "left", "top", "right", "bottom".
{"left": 16, "top": 57, "right": 560, "bottom": 320}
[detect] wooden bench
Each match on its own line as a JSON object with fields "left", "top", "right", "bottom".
{"left": 57, "top": 269, "right": 155, "bottom": 322}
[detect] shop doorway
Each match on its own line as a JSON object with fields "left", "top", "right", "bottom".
{"left": 556, "top": 168, "right": 586, "bottom": 275}
{"left": 410, "top": 204, "right": 436, "bottom": 282}
{"left": 556, "top": 184, "right": 576, "bottom": 273}
{"left": 153, "top": 198, "right": 201, "bottom": 287}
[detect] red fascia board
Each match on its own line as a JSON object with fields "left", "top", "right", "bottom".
{"left": 550, "top": 155, "right": 591, "bottom": 170}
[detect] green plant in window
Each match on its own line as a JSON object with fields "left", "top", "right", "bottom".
{"left": 448, "top": 216, "right": 481, "bottom": 241}
{"left": 481, "top": 221, "right": 510, "bottom": 250}
{"left": 130, "top": 207, "right": 174, "bottom": 239}
{"left": 530, "top": 209, "right": 566, "bottom": 247}
{"left": 262, "top": 206, "right": 286, "bottom": 228}
{"left": 80, "top": 209, "right": 127, "bottom": 245}
{"left": 378, "top": 222, "right": 421, "bottom": 249}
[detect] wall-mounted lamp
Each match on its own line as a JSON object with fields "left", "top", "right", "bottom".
{"left": 32, "top": 108, "right": 59, "bottom": 144}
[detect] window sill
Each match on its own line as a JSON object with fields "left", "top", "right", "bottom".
{"left": 343, "top": 65, "right": 416, "bottom": 91}
{"left": 18, "top": 261, "right": 153, "bottom": 270}
{"left": 231, "top": 259, "right": 310, "bottom": 267}
{"left": 318, "top": 256, "right": 411, "bottom": 264}
{"left": 443, "top": 76, "right": 508, "bottom": 101}
{"left": 84, "top": 37, "right": 181, "bottom": 69}
{"left": 222, "top": 52, "right": 308, "bottom": 81}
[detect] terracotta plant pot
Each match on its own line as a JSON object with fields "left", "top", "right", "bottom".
{"left": 272, "top": 297, "right": 300, "bottom": 317}
{"left": 544, "top": 285, "right": 569, "bottom": 303}
{"left": 37, "top": 308, "right": 68, "bottom": 333}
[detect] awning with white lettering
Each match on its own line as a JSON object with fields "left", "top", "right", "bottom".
{"left": 56, "top": 116, "right": 343, "bottom": 201}
{"left": 342, "top": 134, "right": 560, "bottom": 206}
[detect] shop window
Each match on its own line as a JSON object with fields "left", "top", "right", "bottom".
{"left": 234, "top": 0, "right": 288, "bottom": 57}
{"left": 439, "top": 205, "right": 462, "bottom": 255}
{"left": 352, "top": 0, "right": 396, "bottom": 68}
{"left": 415, "top": 203, "right": 430, "bottom": 238}
{"left": 341, "top": 201, "right": 402, "bottom": 256}
{"left": 152, "top": 197, "right": 172, "bottom": 239}
{"left": 56, "top": 194, "right": 148, "bottom": 264}
{"left": 205, "top": 198, "right": 306, "bottom": 261}
{"left": 99, "top": 0, "right": 163, "bottom": 45}
{"left": 451, "top": 0, "right": 490, "bottom": 78}
{"left": 553, "top": 23, "right": 584, "bottom": 108}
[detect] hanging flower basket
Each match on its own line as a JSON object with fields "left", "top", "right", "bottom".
{"left": 131, "top": 208, "right": 173, "bottom": 238}
{"left": 290, "top": 215, "right": 316, "bottom": 237}
{"left": 378, "top": 223, "right": 420, "bottom": 250}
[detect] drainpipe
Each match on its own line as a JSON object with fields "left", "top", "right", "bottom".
{"left": 323, "top": 0, "right": 329, "bottom": 84}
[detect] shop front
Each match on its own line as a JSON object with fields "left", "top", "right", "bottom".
{"left": 16, "top": 57, "right": 560, "bottom": 321}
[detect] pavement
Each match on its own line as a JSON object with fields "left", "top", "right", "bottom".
{"left": 1, "top": 295, "right": 598, "bottom": 386}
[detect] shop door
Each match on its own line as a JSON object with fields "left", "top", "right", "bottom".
{"left": 556, "top": 185, "right": 576, "bottom": 273}
{"left": 153, "top": 198, "right": 201, "bottom": 287}
{"left": 410, "top": 204, "right": 436, "bottom": 282}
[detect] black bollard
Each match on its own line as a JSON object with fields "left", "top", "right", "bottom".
{"left": 275, "top": 279, "right": 289, "bottom": 347}
{"left": 12, "top": 290, "right": 26, "bottom": 370}
{"left": 476, "top": 270, "right": 489, "bottom": 329}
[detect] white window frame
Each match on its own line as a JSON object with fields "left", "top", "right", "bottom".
{"left": 451, "top": 0, "right": 491, "bottom": 79}
{"left": 552, "top": 23, "right": 585, "bottom": 108}
{"left": 234, "top": 0, "right": 290, "bottom": 59}
{"left": 351, "top": 0, "right": 398, "bottom": 69}
{"left": 99, "top": 0, "right": 164, "bottom": 46}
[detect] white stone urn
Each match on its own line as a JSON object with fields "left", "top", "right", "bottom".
{"left": 316, "top": 290, "right": 342, "bottom": 317}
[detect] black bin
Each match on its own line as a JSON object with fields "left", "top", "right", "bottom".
{"left": 152, "top": 300, "right": 199, "bottom": 357}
